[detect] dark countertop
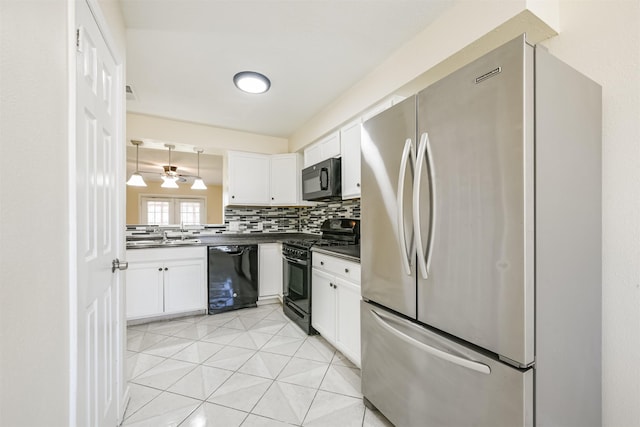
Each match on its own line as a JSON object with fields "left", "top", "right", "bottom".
{"left": 199, "top": 233, "right": 318, "bottom": 246}
{"left": 126, "top": 232, "right": 319, "bottom": 249}
{"left": 312, "top": 245, "right": 360, "bottom": 263}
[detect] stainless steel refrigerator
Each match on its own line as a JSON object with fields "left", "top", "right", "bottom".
{"left": 360, "top": 35, "right": 601, "bottom": 427}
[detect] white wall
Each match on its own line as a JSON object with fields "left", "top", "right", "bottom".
{"left": 127, "top": 113, "right": 289, "bottom": 156}
{"left": 0, "top": 1, "right": 71, "bottom": 425}
{"left": 540, "top": 2, "right": 640, "bottom": 426}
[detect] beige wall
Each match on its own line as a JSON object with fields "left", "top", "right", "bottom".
{"left": 288, "top": 4, "right": 560, "bottom": 152}
{"left": 126, "top": 182, "right": 223, "bottom": 225}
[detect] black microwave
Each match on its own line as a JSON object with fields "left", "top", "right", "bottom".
{"left": 302, "top": 158, "right": 342, "bottom": 201}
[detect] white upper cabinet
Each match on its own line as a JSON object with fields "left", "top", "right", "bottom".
{"left": 340, "top": 119, "right": 362, "bottom": 199}
{"left": 226, "top": 151, "right": 271, "bottom": 205}
{"left": 304, "top": 131, "right": 340, "bottom": 167}
{"left": 225, "top": 151, "right": 304, "bottom": 206}
{"left": 270, "top": 154, "right": 300, "bottom": 206}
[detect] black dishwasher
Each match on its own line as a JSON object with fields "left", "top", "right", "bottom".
{"left": 208, "top": 245, "right": 259, "bottom": 314}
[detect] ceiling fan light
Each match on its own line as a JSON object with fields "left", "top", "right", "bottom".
{"left": 191, "top": 177, "right": 207, "bottom": 190}
{"left": 161, "top": 176, "right": 179, "bottom": 189}
{"left": 233, "top": 71, "right": 271, "bottom": 94}
{"left": 126, "top": 172, "right": 147, "bottom": 187}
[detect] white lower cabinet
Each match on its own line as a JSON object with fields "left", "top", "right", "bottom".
{"left": 126, "top": 247, "right": 207, "bottom": 321}
{"left": 311, "top": 252, "right": 361, "bottom": 367}
{"left": 311, "top": 270, "right": 337, "bottom": 341}
{"left": 259, "top": 243, "right": 283, "bottom": 301}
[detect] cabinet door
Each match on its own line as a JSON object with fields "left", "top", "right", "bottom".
{"left": 335, "top": 277, "right": 362, "bottom": 367}
{"left": 340, "top": 120, "right": 362, "bottom": 199}
{"left": 126, "top": 261, "right": 164, "bottom": 319}
{"left": 320, "top": 131, "right": 341, "bottom": 159}
{"left": 259, "top": 243, "right": 283, "bottom": 299}
{"left": 311, "top": 269, "right": 336, "bottom": 341}
{"left": 163, "top": 258, "right": 206, "bottom": 314}
{"left": 228, "top": 151, "right": 270, "bottom": 205}
{"left": 270, "top": 155, "right": 298, "bottom": 205}
{"left": 304, "top": 143, "right": 323, "bottom": 167}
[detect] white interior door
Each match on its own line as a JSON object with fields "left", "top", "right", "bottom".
{"left": 75, "top": 0, "right": 124, "bottom": 425}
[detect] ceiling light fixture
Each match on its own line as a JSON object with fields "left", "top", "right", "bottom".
{"left": 233, "top": 71, "right": 271, "bottom": 94}
{"left": 191, "top": 148, "right": 208, "bottom": 190}
{"left": 126, "top": 140, "right": 147, "bottom": 187}
{"left": 160, "top": 144, "right": 179, "bottom": 188}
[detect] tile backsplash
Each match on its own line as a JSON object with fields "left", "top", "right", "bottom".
{"left": 299, "top": 199, "right": 361, "bottom": 234}
{"left": 222, "top": 199, "right": 360, "bottom": 234}
{"left": 223, "top": 207, "right": 300, "bottom": 233}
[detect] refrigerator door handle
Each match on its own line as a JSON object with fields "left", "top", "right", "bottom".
{"left": 424, "top": 132, "right": 436, "bottom": 276}
{"left": 397, "top": 138, "right": 415, "bottom": 275}
{"left": 370, "top": 309, "right": 491, "bottom": 375}
{"left": 413, "top": 132, "right": 429, "bottom": 279}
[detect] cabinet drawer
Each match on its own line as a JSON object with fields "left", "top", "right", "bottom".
{"left": 313, "top": 252, "right": 360, "bottom": 283}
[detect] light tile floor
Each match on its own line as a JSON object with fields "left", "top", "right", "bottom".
{"left": 123, "top": 303, "right": 394, "bottom": 427}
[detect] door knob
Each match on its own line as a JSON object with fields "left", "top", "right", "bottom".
{"left": 112, "top": 258, "right": 128, "bottom": 273}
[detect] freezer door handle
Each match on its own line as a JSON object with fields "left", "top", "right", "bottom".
{"left": 397, "top": 138, "right": 415, "bottom": 275}
{"left": 370, "top": 309, "right": 491, "bottom": 375}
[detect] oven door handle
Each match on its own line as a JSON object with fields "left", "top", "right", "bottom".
{"left": 282, "top": 254, "right": 308, "bottom": 266}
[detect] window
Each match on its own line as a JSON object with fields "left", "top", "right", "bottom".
{"left": 140, "top": 196, "right": 206, "bottom": 225}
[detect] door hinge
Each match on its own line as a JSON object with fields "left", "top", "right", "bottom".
{"left": 76, "top": 28, "right": 81, "bottom": 52}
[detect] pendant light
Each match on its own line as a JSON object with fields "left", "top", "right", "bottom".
{"left": 161, "top": 144, "right": 179, "bottom": 189}
{"left": 126, "top": 140, "right": 147, "bottom": 187}
{"left": 191, "top": 148, "right": 207, "bottom": 190}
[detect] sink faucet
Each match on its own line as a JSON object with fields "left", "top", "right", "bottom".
{"left": 162, "top": 230, "right": 169, "bottom": 243}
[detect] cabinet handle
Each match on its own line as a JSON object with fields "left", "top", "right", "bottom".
{"left": 345, "top": 268, "right": 349, "bottom": 273}
{"left": 232, "top": 195, "right": 235, "bottom": 199}
{"left": 164, "top": 267, "right": 168, "bottom": 271}
{"left": 158, "top": 268, "right": 162, "bottom": 271}
{"left": 271, "top": 197, "right": 274, "bottom": 200}
{"left": 320, "top": 261, "right": 324, "bottom": 266}
{"left": 357, "top": 183, "right": 361, "bottom": 187}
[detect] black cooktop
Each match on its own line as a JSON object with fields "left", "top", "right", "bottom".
{"left": 314, "top": 244, "right": 360, "bottom": 261}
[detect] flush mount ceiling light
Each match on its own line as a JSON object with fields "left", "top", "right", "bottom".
{"left": 126, "top": 140, "right": 147, "bottom": 187}
{"left": 191, "top": 148, "right": 207, "bottom": 190}
{"left": 233, "top": 71, "right": 271, "bottom": 94}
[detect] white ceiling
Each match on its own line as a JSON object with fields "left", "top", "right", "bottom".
{"left": 121, "top": 0, "right": 448, "bottom": 138}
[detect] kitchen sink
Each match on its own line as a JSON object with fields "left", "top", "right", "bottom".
{"left": 126, "top": 238, "right": 202, "bottom": 248}
{"left": 126, "top": 240, "right": 162, "bottom": 247}
{"left": 163, "top": 239, "right": 202, "bottom": 245}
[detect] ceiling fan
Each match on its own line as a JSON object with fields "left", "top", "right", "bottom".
{"left": 127, "top": 141, "right": 207, "bottom": 190}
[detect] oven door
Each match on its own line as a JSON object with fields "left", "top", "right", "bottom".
{"left": 282, "top": 254, "right": 310, "bottom": 313}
